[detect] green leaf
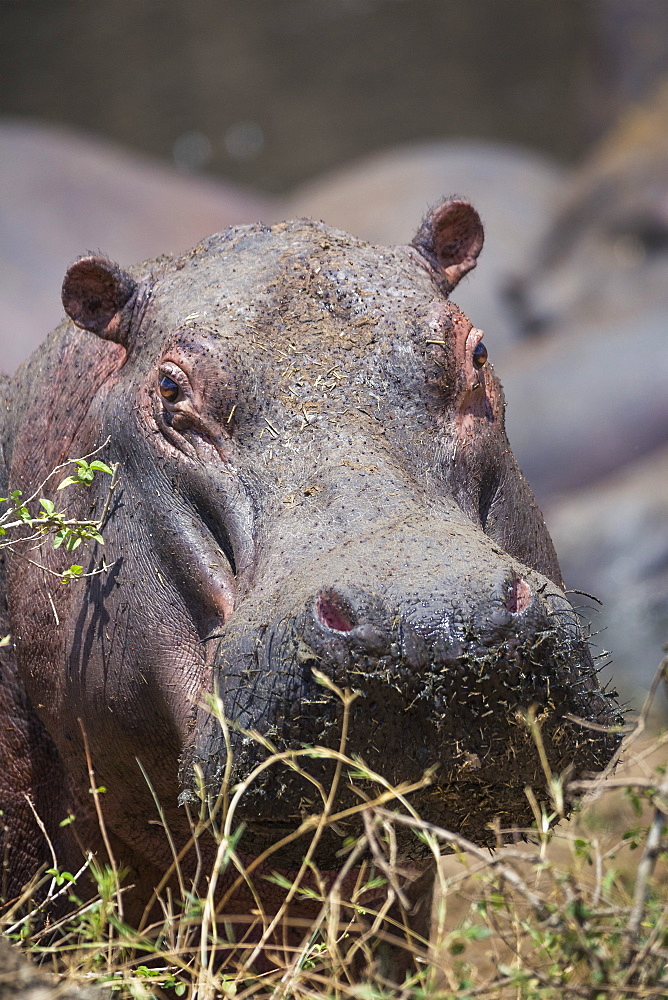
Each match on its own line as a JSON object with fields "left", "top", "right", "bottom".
{"left": 61, "top": 565, "right": 84, "bottom": 584}
{"left": 52, "top": 527, "right": 67, "bottom": 548}
{"left": 45, "top": 867, "right": 76, "bottom": 886}
{"left": 57, "top": 476, "right": 79, "bottom": 491}
{"left": 0, "top": 635, "right": 10, "bottom": 647}
{"left": 362, "top": 875, "right": 387, "bottom": 890}
{"left": 39, "top": 498, "right": 55, "bottom": 515}
{"left": 135, "top": 967, "right": 159, "bottom": 978}
{"left": 464, "top": 924, "right": 493, "bottom": 941}
{"left": 88, "top": 460, "right": 114, "bottom": 475}
{"left": 265, "top": 871, "right": 294, "bottom": 891}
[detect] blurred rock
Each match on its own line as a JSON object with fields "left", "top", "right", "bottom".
{"left": 546, "top": 445, "right": 668, "bottom": 699}
{"left": 511, "top": 79, "right": 668, "bottom": 336}
{"left": 289, "top": 139, "right": 564, "bottom": 357}
{"left": 502, "top": 82, "right": 668, "bottom": 500}
{"left": 0, "top": 118, "right": 277, "bottom": 373}
{"left": 500, "top": 305, "right": 668, "bottom": 502}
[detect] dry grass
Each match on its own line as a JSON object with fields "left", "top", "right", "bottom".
{"left": 1, "top": 665, "right": 667, "bottom": 1000}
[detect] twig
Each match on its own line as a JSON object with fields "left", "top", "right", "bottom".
{"left": 372, "top": 807, "right": 554, "bottom": 924}
{"left": 623, "top": 769, "right": 668, "bottom": 967}
{"left": 4, "top": 854, "right": 93, "bottom": 936}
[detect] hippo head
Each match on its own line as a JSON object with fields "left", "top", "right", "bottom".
{"left": 13, "top": 201, "right": 620, "bottom": 873}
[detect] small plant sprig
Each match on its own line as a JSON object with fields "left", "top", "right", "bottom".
{"left": 0, "top": 444, "right": 118, "bottom": 588}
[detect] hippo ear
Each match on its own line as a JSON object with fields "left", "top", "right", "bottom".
{"left": 62, "top": 256, "right": 137, "bottom": 345}
{"left": 412, "top": 199, "right": 484, "bottom": 292}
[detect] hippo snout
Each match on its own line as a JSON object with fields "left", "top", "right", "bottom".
{"left": 304, "top": 568, "right": 557, "bottom": 680}
{"left": 292, "top": 579, "right": 593, "bottom": 730}
{"left": 316, "top": 575, "right": 532, "bottom": 635}
{"left": 182, "top": 557, "right": 619, "bottom": 867}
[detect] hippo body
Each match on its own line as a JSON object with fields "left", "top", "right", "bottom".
{"left": 0, "top": 203, "right": 620, "bottom": 931}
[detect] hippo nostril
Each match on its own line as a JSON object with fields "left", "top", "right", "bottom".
{"left": 315, "top": 590, "right": 357, "bottom": 632}
{"left": 507, "top": 578, "right": 532, "bottom": 614}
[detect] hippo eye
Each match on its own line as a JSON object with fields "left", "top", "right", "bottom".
{"left": 159, "top": 375, "right": 181, "bottom": 403}
{"left": 472, "top": 342, "right": 488, "bottom": 369}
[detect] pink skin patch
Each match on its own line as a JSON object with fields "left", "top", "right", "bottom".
{"left": 455, "top": 323, "right": 499, "bottom": 435}
{"left": 316, "top": 591, "right": 356, "bottom": 632}
{"left": 461, "top": 326, "right": 486, "bottom": 390}
{"left": 426, "top": 302, "right": 501, "bottom": 439}
{"left": 506, "top": 578, "right": 532, "bottom": 615}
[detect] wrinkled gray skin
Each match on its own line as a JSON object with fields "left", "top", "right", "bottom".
{"left": 0, "top": 203, "right": 620, "bottom": 950}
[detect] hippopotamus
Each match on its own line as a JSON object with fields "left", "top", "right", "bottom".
{"left": 0, "top": 201, "right": 620, "bottom": 950}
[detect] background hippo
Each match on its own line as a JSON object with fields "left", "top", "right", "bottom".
{"left": 0, "top": 118, "right": 278, "bottom": 373}
{"left": 0, "top": 202, "right": 620, "bottom": 933}
{"left": 503, "top": 81, "right": 668, "bottom": 696}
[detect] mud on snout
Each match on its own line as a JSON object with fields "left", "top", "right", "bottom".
{"left": 179, "top": 576, "right": 622, "bottom": 868}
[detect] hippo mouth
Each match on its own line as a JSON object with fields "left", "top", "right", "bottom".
{"left": 180, "top": 593, "right": 622, "bottom": 868}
